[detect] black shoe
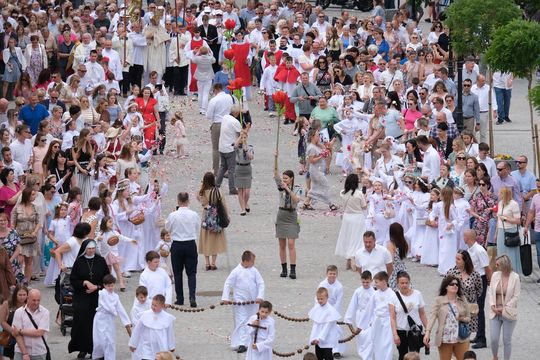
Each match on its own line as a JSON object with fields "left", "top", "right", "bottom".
{"left": 283, "top": 119, "right": 289, "bottom": 125}
{"left": 289, "top": 271, "right": 296, "bottom": 279}
{"left": 472, "top": 341, "right": 487, "bottom": 349}
{"left": 174, "top": 300, "right": 184, "bottom": 306}
{"left": 190, "top": 299, "right": 197, "bottom": 308}
{"left": 77, "top": 352, "right": 87, "bottom": 359}
{"left": 237, "top": 346, "right": 248, "bottom": 353}
{"left": 333, "top": 353, "right": 342, "bottom": 359}
{"left": 496, "top": 121, "right": 504, "bottom": 125}
{"left": 504, "top": 117, "right": 512, "bottom": 123}
{"left": 280, "top": 263, "right": 287, "bottom": 277}
{"left": 470, "top": 336, "right": 479, "bottom": 344}
{"left": 536, "top": 278, "right": 540, "bottom": 283}
{"left": 229, "top": 189, "right": 238, "bottom": 195}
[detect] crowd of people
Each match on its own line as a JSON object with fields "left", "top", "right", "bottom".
{"left": 0, "top": 0, "right": 534, "bottom": 359}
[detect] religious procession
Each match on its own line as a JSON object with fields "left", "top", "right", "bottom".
{"left": 0, "top": 0, "right": 539, "bottom": 359}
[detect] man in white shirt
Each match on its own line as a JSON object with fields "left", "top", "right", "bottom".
{"left": 1, "top": 147, "right": 25, "bottom": 182}
{"left": 380, "top": 59, "right": 404, "bottom": 91}
{"left": 464, "top": 229, "right": 492, "bottom": 349}
{"left": 128, "top": 21, "right": 147, "bottom": 88}
{"left": 102, "top": 39, "right": 123, "bottom": 82}
{"left": 165, "top": 192, "right": 201, "bottom": 308}
{"left": 493, "top": 71, "right": 513, "bottom": 124}
{"left": 471, "top": 74, "right": 498, "bottom": 143}
{"left": 417, "top": 135, "right": 440, "bottom": 183}
{"left": 311, "top": 12, "right": 331, "bottom": 39}
{"left": 206, "top": 84, "right": 234, "bottom": 175}
{"left": 354, "top": 231, "right": 393, "bottom": 276}
{"left": 9, "top": 125, "right": 33, "bottom": 171}
{"left": 84, "top": 50, "right": 105, "bottom": 90}
{"left": 216, "top": 104, "right": 242, "bottom": 195}
{"left": 477, "top": 142, "right": 497, "bottom": 177}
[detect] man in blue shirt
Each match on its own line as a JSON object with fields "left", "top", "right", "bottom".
{"left": 19, "top": 93, "right": 49, "bottom": 135}
{"left": 511, "top": 155, "right": 536, "bottom": 214}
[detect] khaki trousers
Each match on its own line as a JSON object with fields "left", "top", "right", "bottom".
{"left": 438, "top": 341, "right": 470, "bottom": 360}
{"left": 211, "top": 122, "right": 221, "bottom": 175}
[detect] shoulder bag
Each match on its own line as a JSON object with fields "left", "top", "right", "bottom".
{"left": 448, "top": 302, "right": 470, "bottom": 340}
{"left": 214, "top": 188, "right": 230, "bottom": 229}
{"left": 24, "top": 309, "right": 51, "bottom": 360}
{"left": 501, "top": 204, "right": 520, "bottom": 247}
{"left": 395, "top": 291, "right": 424, "bottom": 350}
{"left": 302, "top": 84, "right": 317, "bottom": 108}
{"left": 521, "top": 231, "right": 533, "bottom": 276}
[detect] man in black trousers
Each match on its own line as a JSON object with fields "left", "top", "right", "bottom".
{"left": 165, "top": 192, "right": 201, "bottom": 308}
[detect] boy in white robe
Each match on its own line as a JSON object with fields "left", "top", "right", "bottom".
{"left": 344, "top": 271, "right": 376, "bottom": 359}
{"left": 131, "top": 285, "right": 151, "bottom": 327}
{"left": 139, "top": 250, "right": 173, "bottom": 305}
{"left": 129, "top": 294, "right": 176, "bottom": 360}
{"left": 222, "top": 250, "right": 265, "bottom": 353}
{"left": 308, "top": 287, "right": 341, "bottom": 360}
{"left": 259, "top": 53, "right": 279, "bottom": 116}
{"left": 245, "top": 301, "right": 275, "bottom": 360}
{"left": 357, "top": 271, "right": 398, "bottom": 360}
{"left": 92, "top": 274, "right": 132, "bottom": 360}
{"left": 316, "top": 265, "right": 345, "bottom": 357}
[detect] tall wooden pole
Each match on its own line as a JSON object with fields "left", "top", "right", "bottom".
{"left": 174, "top": 0, "right": 180, "bottom": 61}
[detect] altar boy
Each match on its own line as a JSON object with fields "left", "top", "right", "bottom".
{"left": 317, "top": 265, "right": 345, "bottom": 357}
{"left": 222, "top": 251, "right": 265, "bottom": 353}
{"left": 246, "top": 301, "right": 275, "bottom": 360}
{"left": 129, "top": 294, "right": 176, "bottom": 360}
{"left": 308, "top": 287, "right": 341, "bottom": 360}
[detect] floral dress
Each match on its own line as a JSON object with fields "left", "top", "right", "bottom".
{"left": 28, "top": 46, "right": 44, "bottom": 86}
{"left": 469, "top": 191, "right": 497, "bottom": 246}
{"left": 0, "top": 229, "right": 23, "bottom": 283}
{"left": 447, "top": 267, "right": 482, "bottom": 333}
{"left": 389, "top": 251, "right": 407, "bottom": 291}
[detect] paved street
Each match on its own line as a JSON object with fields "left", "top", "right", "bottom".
{"left": 35, "top": 74, "right": 540, "bottom": 359}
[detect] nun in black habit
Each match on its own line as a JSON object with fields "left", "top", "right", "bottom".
{"left": 68, "top": 239, "right": 110, "bottom": 359}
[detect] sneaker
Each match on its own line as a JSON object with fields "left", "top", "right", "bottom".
{"left": 237, "top": 346, "right": 248, "bottom": 353}
{"left": 504, "top": 117, "right": 512, "bottom": 123}
{"left": 472, "top": 341, "right": 487, "bottom": 349}
{"left": 495, "top": 121, "right": 504, "bottom": 125}
{"left": 269, "top": 112, "right": 276, "bottom": 117}
{"left": 333, "top": 353, "right": 342, "bottom": 359}
{"left": 192, "top": 96, "right": 198, "bottom": 101}
{"left": 122, "top": 272, "right": 132, "bottom": 278}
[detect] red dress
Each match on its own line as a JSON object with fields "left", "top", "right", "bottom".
{"left": 231, "top": 41, "right": 251, "bottom": 87}
{"left": 135, "top": 97, "right": 158, "bottom": 148}
{"left": 189, "top": 38, "right": 204, "bottom": 92}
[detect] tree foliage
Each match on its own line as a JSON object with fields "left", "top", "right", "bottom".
{"left": 530, "top": 83, "right": 540, "bottom": 115}
{"left": 444, "top": 0, "right": 521, "bottom": 56}
{"left": 485, "top": 19, "right": 540, "bottom": 80}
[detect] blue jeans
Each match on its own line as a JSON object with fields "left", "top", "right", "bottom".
{"left": 534, "top": 231, "right": 540, "bottom": 270}
{"left": 494, "top": 87, "right": 512, "bottom": 120}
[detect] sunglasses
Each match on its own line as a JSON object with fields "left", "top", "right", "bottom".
{"left": 404, "top": 180, "right": 414, "bottom": 185}
{"left": 40, "top": 139, "right": 47, "bottom": 142}
{"left": 496, "top": 168, "right": 505, "bottom": 171}
{"left": 449, "top": 282, "right": 459, "bottom": 287}
{"left": 457, "top": 156, "right": 466, "bottom": 160}
{"left": 463, "top": 84, "right": 471, "bottom": 87}
{"left": 515, "top": 160, "right": 526, "bottom": 164}
{"left": 479, "top": 183, "right": 487, "bottom": 186}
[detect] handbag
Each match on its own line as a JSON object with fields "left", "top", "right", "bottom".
{"left": 0, "top": 329, "right": 11, "bottom": 347}
{"left": 520, "top": 231, "right": 533, "bottom": 276}
{"left": 302, "top": 84, "right": 317, "bottom": 107}
{"left": 448, "top": 303, "right": 470, "bottom": 340}
{"left": 501, "top": 205, "right": 520, "bottom": 247}
{"left": 19, "top": 232, "right": 37, "bottom": 245}
{"left": 24, "top": 309, "right": 51, "bottom": 360}
{"left": 395, "top": 291, "right": 424, "bottom": 350}
{"left": 202, "top": 188, "right": 229, "bottom": 232}
{"left": 214, "top": 188, "right": 230, "bottom": 229}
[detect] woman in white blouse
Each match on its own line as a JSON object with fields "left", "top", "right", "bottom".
{"left": 335, "top": 174, "right": 367, "bottom": 270}
{"left": 496, "top": 187, "right": 522, "bottom": 274}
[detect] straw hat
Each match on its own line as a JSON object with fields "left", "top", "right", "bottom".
{"left": 105, "top": 126, "right": 120, "bottom": 138}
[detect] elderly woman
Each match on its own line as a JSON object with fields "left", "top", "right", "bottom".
{"left": 191, "top": 46, "right": 216, "bottom": 115}
{"left": 11, "top": 187, "right": 41, "bottom": 284}
{"left": 488, "top": 255, "right": 520, "bottom": 360}
{"left": 69, "top": 239, "right": 110, "bottom": 359}
{"left": 63, "top": 74, "right": 85, "bottom": 105}
{"left": 424, "top": 276, "right": 471, "bottom": 360}
{"left": 24, "top": 35, "right": 48, "bottom": 86}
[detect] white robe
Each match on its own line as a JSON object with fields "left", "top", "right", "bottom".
{"left": 44, "top": 217, "right": 71, "bottom": 286}
{"left": 222, "top": 264, "right": 265, "bottom": 348}
{"left": 143, "top": 24, "right": 171, "bottom": 79}
{"left": 245, "top": 315, "right": 275, "bottom": 360}
{"left": 92, "top": 289, "right": 131, "bottom": 360}
{"left": 357, "top": 288, "right": 397, "bottom": 360}
{"left": 139, "top": 266, "right": 173, "bottom": 305}
{"left": 432, "top": 202, "right": 458, "bottom": 274}
{"left": 454, "top": 197, "right": 471, "bottom": 251}
{"left": 317, "top": 279, "right": 345, "bottom": 354}
{"left": 308, "top": 302, "right": 341, "bottom": 350}
{"left": 366, "top": 192, "right": 392, "bottom": 245}
{"left": 421, "top": 204, "right": 440, "bottom": 266}
{"left": 128, "top": 309, "right": 176, "bottom": 360}
{"left": 130, "top": 298, "right": 151, "bottom": 327}
{"left": 344, "top": 286, "right": 376, "bottom": 358}
{"left": 334, "top": 118, "right": 359, "bottom": 172}
{"left": 405, "top": 191, "right": 431, "bottom": 257}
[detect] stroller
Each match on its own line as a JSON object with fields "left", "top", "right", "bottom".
{"left": 54, "top": 269, "right": 74, "bottom": 336}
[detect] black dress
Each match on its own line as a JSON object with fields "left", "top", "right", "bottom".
{"left": 68, "top": 241, "right": 110, "bottom": 355}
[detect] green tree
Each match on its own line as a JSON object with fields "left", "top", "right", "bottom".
{"left": 486, "top": 19, "right": 540, "bottom": 171}
{"left": 530, "top": 83, "right": 540, "bottom": 115}
{"left": 445, "top": 0, "right": 521, "bottom": 56}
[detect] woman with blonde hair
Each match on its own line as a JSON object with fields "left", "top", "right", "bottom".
{"left": 488, "top": 254, "right": 520, "bottom": 360}
{"left": 72, "top": 128, "right": 95, "bottom": 207}
{"left": 79, "top": 96, "right": 99, "bottom": 128}
{"left": 432, "top": 186, "right": 459, "bottom": 275}
{"left": 496, "top": 187, "right": 522, "bottom": 273}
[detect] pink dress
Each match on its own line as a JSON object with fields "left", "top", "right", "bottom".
{"left": 0, "top": 184, "right": 20, "bottom": 221}
{"left": 32, "top": 146, "right": 48, "bottom": 175}
{"left": 402, "top": 108, "right": 423, "bottom": 131}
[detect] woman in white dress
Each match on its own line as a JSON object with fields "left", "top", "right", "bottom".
{"left": 334, "top": 109, "right": 360, "bottom": 176}
{"left": 405, "top": 177, "right": 431, "bottom": 260}
{"left": 432, "top": 187, "right": 458, "bottom": 275}
{"left": 366, "top": 179, "right": 392, "bottom": 245}
{"left": 373, "top": 143, "right": 404, "bottom": 188}
{"left": 335, "top": 174, "right": 367, "bottom": 270}
{"left": 453, "top": 187, "right": 471, "bottom": 251}
{"left": 421, "top": 188, "right": 441, "bottom": 266}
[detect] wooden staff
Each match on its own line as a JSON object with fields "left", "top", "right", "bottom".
{"left": 175, "top": 0, "right": 180, "bottom": 63}
{"left": 123, "top": 0, "right": 128, "bottom": 70}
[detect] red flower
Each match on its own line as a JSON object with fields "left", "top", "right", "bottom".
{"left": 224, "top": 49, "right": 235, "bottom": 60}
{"left": 224, "top": 19, "right": 236, "bottom": 30}
{"left": 227, "top": 78, "right": 244, "bottom": 91}
{"left": 272, "top": 90, "right": 288, "bottom": 105}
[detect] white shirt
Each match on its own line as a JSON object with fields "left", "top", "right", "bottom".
{"left": 344, "top": 286, "right": 376, "bottom": 327}
{"left": 308, "top": 302, "right": 340, "bottom": 349}
{"left": 85, "top": 61, "right": 105, "bottom": 88}
{"left": 206, "top": 91, "right": 234, "bottom": 124}
{"left": 129, "top": 31, "right": 148, "bottom": 66}
{"left": 354, "top": 244, "right": 392, "bottom": 275}
{"left": 471, "top": 84, "right": 498, "bottom": 112}
{"left": 477, "top": 156, "right": 497, "bottom": 177}
{"left": 433, "top": 107, "right": 455, "bottom": 124}
{"left": 102, "top": 48, "right": 123, "bottom": 81}
{"left": 165, "top": 206, "right": 201, "bottom": 241}
{"left": 421, "top": 145, "right": 441, "bottom": 183}
{"left": 380, "top": 69, "right": 404, "bottom": 91}
{"left": 3, "top": 160, "right": 24, "bottom": 182}
{"left": 312, "top": 21, "right": 331, "bottom": 38}
{"left": 221, "top": 263, "right": 265, "bottom": 301}
{"left": 492, "top": 71, "right": 512, "bottom": 90}
{"left": 317, "top": 279, "right": 344, "bottom": 313}
{"left": 468, "top": 242, "right": 490, "bottom": 276}
{"left": 391, "top": 289, "right": 425, "bottom": 330}
{"left": 9, "top": 139, "right": 32, "bottom": 171}
{"left": 139, "top": 267, "right": 173, "bottom": 305}
{"left": 219, "top": 114, "right": 241, "bottom": 153}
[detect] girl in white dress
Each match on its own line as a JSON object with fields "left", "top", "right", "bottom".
{"left": 421, "top": 188, "right": 441, "bottom": 266}
{"left": 405, "top": 177, "right": 431, "bottom": 259}
{"left": 141, "top": 180, "right": 167, "bottom": 258}
{"left": 366, "top": 179, "right": 392, "bottom": 245}
{"left": 44, "top": 203, "right": 71, "bottom": 286}
{"left": 335, "top": 174, "right": 368, "bottom": 269}
{"left": 432, "top": 187, "right": 459, "bottom": 275}
{"left": 334, "top": 108, "right": 360, "bottom": 175}
{"left": 393, "top": 174, "right": 415, "bottom": 239}
{"left": 453, "top": 186, "right": 471, "bottom": 251}
{"left": 171, "top": 112, "right": 188, "bottom": 158}
{"left": 90, "top": 154, "right": 116, "bottom": 197}
{"left": 358, "top": 271, "right": 398, "bottom": 360}
{"left": 155, "top": 229, "right": 173, "bottom": 278}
